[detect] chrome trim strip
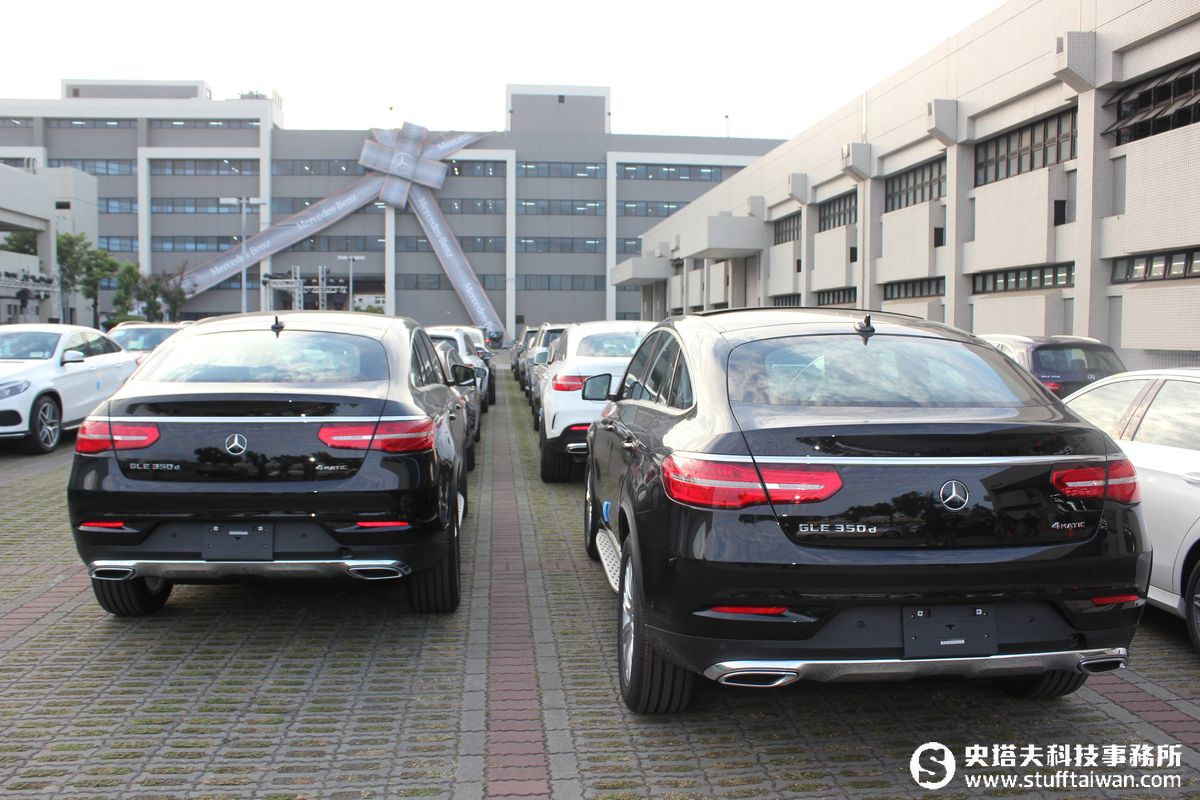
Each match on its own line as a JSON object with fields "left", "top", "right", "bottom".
{"left": 704, "top": 647, "right": 1128, "bottom": 684}
{"left": 672, "top": 451, "right": 1107, "bottom": 467}
{"left": 89, "top": 558, "right": 412, "bottom": 580}
{"left": 95, "top": 416, "right": 424, "bottom": 424}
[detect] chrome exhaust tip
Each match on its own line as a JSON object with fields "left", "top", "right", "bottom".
{"left": 90, "top": 567, "right": 135, "bottom": 581}
{"left": 716, "top": 670, "right": 799, "bottom": 688}
{"left": 347, "top": 566, "right": 404, "bottom": 580}
{"left": 1079, "top": 657, "right": 1127, "bottom": 674}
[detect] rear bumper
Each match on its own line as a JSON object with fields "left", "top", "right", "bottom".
{"left": 704, "top": 647, "right": 1129, "bottom": 687}
{"left": 543, "top": 427, "right": 589, "bottom": 456}
{"left": 89, "top": 558, "right": 411, "bottom": 582}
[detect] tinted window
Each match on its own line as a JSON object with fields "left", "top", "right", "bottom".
{"left": 667, "top": 354, "right": 693, "bottom": 409}
{"left": 544, "top": 329, "right": 565, "bottom": 349}
{"left": 428, "top": 335, "right": 459, "bottom": 355}
{"left": 1065, "top": 379, "right": 1149, "bottom": 438}
{"left": 642, "top": 338, "right": 679, "bottom": 405}
{"left": 1032, "top": 345, "right": 1124, "bottom": 376}
{"left": 728, "top": 334, "right": 1044, "bottom": 407}
{"left": 417, "top": 334, "right": 445, "bottom": 384}
{"left": 0, "top": 331, "right": 60, "bottom": 359}
{"left": 621, "top": 332, "right": 662, "bottom": 401}
{"left": 577, "top": 332, "right": 643, "bottom": 357}
{"left": 138, "top": 331, "right": 389, "bottom": 383}
{"left": 1133, "top": 380, "right": 1200, "bottom": 450}
{"left": 111, "top": 327, "right": 177, "bottom": 351}
{"left": 80, "top": 333, "right": 109, "bottom": 357}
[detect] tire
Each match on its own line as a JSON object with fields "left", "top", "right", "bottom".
{"left": 406, "top": 491, "right": 461, "bottom": 613}
{"left": 1185, "top": 564, "right": 1200, "bottom": 654}
{"left": 532, "top": 404, "right": 540, "bottom": 432}
{"left": 488, "top": 375, "right": 497, "bottom": 405}
{"left": 540, "top": 429, "right": 571, "bottom": 483}
{"left": 91, "top": 577, "right": 172, "bottom": 617}
{"left": 474, "top": 419, "right": 482, "bottom": 443}
{"left": 481, "top": 392, "right": 489, "bottom": 414}
{"left": 617, "top": 539, "right": 694, "bottom": 713}
{"left": 996, "top": 669, "right": 1088, "bottom": 699}
{"left": 22, "top": 395, "right": 61, "bottom": 454}
{"left": 466, "top": 441, "right": 476, "bottom": 472}
{"left": 584, "top": 461, "right": 600, "bottom": 561}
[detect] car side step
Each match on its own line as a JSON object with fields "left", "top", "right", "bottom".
{"left": 596, "top": 528, "right": 621, "bottom": 594}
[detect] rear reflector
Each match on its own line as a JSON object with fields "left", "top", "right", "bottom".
{"left": 318, "top": 419, "right": 435, "bottom": 453}
{"left": 1091, "top": 594, "right": 1140, "bottom": 606}
{"left": 662, "top": 455, "right": 842, "bottom": 510}
{"left": 552, "top": 375, "right": 586, "bottom": 392}
{"left": 80, "top": 521, "right": 125, "bottom": 529}
{"left": 75, "top": 418, "right": 160, "bottom": 454}
{"left": 1051, "top": 458, "right": 1140, "bottom": 504}
{"left": 711, "top": 606, "right": 788, "bottom": 616}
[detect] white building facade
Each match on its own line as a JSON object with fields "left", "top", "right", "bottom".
{"left": 616, "top": 0, "right": 1200, "bottom": 368}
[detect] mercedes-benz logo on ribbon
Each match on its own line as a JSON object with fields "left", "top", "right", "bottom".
{"left": 224, "top": 433, "right": 248, "bottom": 456}
{"left": 939, "top": 480, "right": 970, "bottom": 511}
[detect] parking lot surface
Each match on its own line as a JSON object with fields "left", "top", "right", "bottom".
{"left": 1, "top": 369, "right": 1199, "bottom": 799}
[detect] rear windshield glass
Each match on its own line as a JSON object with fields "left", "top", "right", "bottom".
{"left": 728, "top": 334, "right": 1044, "bottom": 408}
{"left": 137, "top": 331, "right": 389, "bottom": 383}
{"left": 0, "top": 331, "right": 60, "bottom": 360}
{"left": 522, "top": 331, "right": 537, "bottom": 346}
{"left": 543, "top": 329, "right": 564, "bottom": 348}
{"left": 1032, "top": 345, "right": 1124, "bottom": 375}
{"left": 577, "top": 332, "right": 643, "bottom": 357}
{"left": 111, "top": 327, "right": 177, "bottom": 351}
{"left": 429, "top": 335, "right": 460, "bottom": 352}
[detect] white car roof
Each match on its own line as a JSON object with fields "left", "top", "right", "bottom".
{"left": 0, "top": 323, "right": 106, "bottom": 336}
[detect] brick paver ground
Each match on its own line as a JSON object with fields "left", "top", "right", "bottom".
{"left": 0, "top": 364, "right": 1198, "bottom": 798}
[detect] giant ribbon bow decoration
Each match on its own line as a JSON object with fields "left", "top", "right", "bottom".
{"left": 179, "top": 123, "right": 505, "bottom": 337}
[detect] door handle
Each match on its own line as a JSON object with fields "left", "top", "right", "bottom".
{"left": 621, "top": 439, "right": 636, "bottom": 450}
{"left": 1183, "top": 473, "right": 1200, "bottom": 487}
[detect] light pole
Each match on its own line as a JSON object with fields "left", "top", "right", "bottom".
{"left": 337, "top": 255, "right": 365, "bottom": 311}
{"left": 220, "top": 196, "right": 266, "bottom": 313}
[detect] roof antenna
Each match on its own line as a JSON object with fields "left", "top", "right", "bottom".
{"left": 854, "top": 313, "right": 875, "bottom": 344}
{"left": 270, "top": 315, "right": 285, "bottom": 338}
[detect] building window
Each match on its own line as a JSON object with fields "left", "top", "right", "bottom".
{"left": 773, "top": 212, "right": 802, "bottom": 244}
{"left": 616, "top": 312, "right": 640, "bottom": 320}
{"left": 149, "top": 119, "right": 260, "bottom": 128}
{"left": 971, "top": 263, "right": 1074, "bottom": 293}
{"left": 816, "top": 287, "right": 857, "bottom": 306}
{"left": 151, "top": 198, "right": 259, "bottom": 214}
{"left": 152, "top": 236, "right": 238, "bottom": 252}
{"left": 0, "top": 118, "right": 31, "bottom": 128}
{"left": 818, "top": 192, "right": 857, "bottom": 232}
{"left": 617, "top": 164, "right": 724, "bottom": 181}
{"left": 883, "top": 277, "right": 945, "bottom": 300}
{"left": 1112, "top": 249, "right": 1200, "bottom": 283}
{"left": 97, "top": 237, "right": 138, "bottom": 253}
{"left": 772, "top": 294, "right": 803, "bottom": 307}
{"left": 974, "top": 109, "right": 1076, "bottom": 187}
{"left": 447, "top": 160, "right": 506, "bottom": 177}
{"left": 47, "top": 158, "right": 136, "bottom": 176}
{"left": 618, "top": 238, "right": 641, "bottom": 255}
{"left": 516, "top": 238, "right": 605, "bottom": 254}
{"left": 46, "top": 118, "right": 135, "bottom": 128}
{"left": 884, "top": 158, "right": 947, "bottom": 212}
{"left": 618, "top": 200, "right": 688, "bottom": 217}
{"left": 516, "top": 199, "right": 604, "bottom": 215}
{"left": 289, "top": 236, "right": 388, "bottom": 253}
{"left": 270, "top": 159, "right": 362, "bottom": 176}
{"left": 1103, "top": 57, "right": 1200, "bottom": 144}
{"left": 519, "top": 274, "right": 605, "bottom": 290}
{"left": 397, "top": 274, "right": 452, "bottom": 290}
{"left": 439, "top": 198, "right": 506, "bottom": 214}
{"left": 151, "top": 159, "right": 259, "bottom": 176}
{"left": 517, "top": 162, "right": 605, "bottom": 178}
{"left": 99, "top": 198, "right": 137, "bottom": 214}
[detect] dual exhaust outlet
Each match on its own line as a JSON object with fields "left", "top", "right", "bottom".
{"left": 88, "top": 560, "right": 409, "bottom": 582}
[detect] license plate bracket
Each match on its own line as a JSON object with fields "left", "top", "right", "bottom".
{"left": 202, "top": 522, "right": 274, "bottom": 561}
{"left": 902, "top": 604, "right": 997, "bottom": 659}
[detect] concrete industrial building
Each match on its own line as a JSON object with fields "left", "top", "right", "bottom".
{"left": 616, "top": 0, "right": 1200, "bottom": 368}
{"left": 0, "top": 83, "right": 779, "bottom": 332}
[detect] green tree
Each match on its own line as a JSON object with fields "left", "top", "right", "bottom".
{"left": 56, "top": 232, "right": 94, "bottom": 318}
{"left": 79, "top": 250, "right": 121, "bottom": 329}
{"left": 0, "top": 230, "right": 37, "bottom": 255}
{"left": 153, "top": 265, "right": 188, "bottom": 322}
{"left": 112, "top": 262, "right": 142, "bottom": 318}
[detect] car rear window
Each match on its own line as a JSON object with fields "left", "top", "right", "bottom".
{"left": 0, "top": 331, "right": 60, "bottom": 360}
{"left": 728, "top": 334, "right": 1044, "bottom": 407}
{"left": 137, "top": 331, "right": 389, "bottom": 383}
{"left": 111, "top": 327, "right": 177, "bottom": 351}
{"left": 577, "top": 332, "right": 643, "bottom": 357}
{"left": 1032, "top": 345, "right": 1124, "bottom": 375}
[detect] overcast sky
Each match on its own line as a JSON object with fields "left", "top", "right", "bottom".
{"left": 2, "top": 0, "right": 1009, "bottom": 141}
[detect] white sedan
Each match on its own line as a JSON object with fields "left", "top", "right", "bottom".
{"left": 1064, "top": 368, "right": 1200, "bottom": 650}
{"left": 536, "top": 320, "right": 655, "bottom": 482}
{"left": 0, "top": 324, "right": 138, "bottom": 453}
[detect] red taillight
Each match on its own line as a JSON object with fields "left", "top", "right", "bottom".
{"left": 567, "top": 424, "right": 590, "bottom": 432}
{"left": 75, "top": 419, "right": 159, "bottom": 453}
{"left": 1041, "top": 380, "right": 1064, "bottom": 395}
{"left": 80, "top": 521, "right": 125, "bottom": 529}
{"left": 661, "top": 455, "right": 842, "bottom": 510}
{"left": 354, "top": 521, "right": 411, "bottom": 529}
{"left": 711, "top": 606, "right": 788, "bottom": 616}
{"left": 552, "top": 375, "right": 586, "bottom": 392}
{"left": 1091, "top": 594, "right": 1140, "bottom": 606}
{"left": 1051, "top": 458, "right": 1140, "bottom": 504}
{"left": 318, "top": 419, "right": 435, "bottom": 453}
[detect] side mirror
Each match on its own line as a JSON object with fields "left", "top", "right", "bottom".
{"left": 582, "top": 374, "right": 613, "bottom": 402}
{"left": 62, "top": 350, "right": 85, "bottom": 365}
{"left": 449, "top": 363, "right": 476, "bottom": 387}
{"left": 533, "top": 351, "right": 549, "bottom": 366}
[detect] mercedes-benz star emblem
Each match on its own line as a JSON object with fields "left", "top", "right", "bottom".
{"left": 224, "top": 433, "right": 248, "bottom": 456}
{"left": 939, "top": 480, "right": 970, "bottom": 511}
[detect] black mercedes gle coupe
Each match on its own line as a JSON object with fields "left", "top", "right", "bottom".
{"left": 581, "top": 309, "right": 1150, "bottom": 713}
{"left": 69, "top": 312, "right": 474, "bottom": 616}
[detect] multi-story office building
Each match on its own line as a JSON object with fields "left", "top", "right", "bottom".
{"left": 0, "top": 83, "right": 779, "bottom": 333}
{"left": 616, "top": 0, "right": 1200, "bottom": 368}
